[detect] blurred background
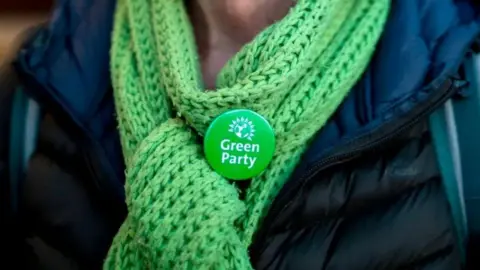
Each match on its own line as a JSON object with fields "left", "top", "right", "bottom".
{"left": 0, "top": 0, "right": 52, "bottom": 62}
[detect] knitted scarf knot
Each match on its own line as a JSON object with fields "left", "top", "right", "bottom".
{"left": 105, "top": 0, "right": 389, "bottom": 269}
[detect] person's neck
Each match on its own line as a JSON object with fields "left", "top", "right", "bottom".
{"left": 187, "top": 0, "right": 293, "bottom": 88}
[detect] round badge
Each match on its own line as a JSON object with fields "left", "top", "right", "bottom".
{"left": 204, "top": 109, "right": 276, "bottom": 180}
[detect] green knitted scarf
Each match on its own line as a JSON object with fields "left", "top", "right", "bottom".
{"left": 105, "top": 0, "right": 389, "bottom": 268}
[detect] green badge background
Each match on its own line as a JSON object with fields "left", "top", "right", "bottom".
{"left": 204, "top": 109, "right": 276, "bottom": 180}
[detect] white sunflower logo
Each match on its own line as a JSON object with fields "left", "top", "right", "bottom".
{"left": 229, "top": 117, "right": 255, "bottom": 141}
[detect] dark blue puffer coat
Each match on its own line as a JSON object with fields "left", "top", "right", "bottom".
{"left": 1, "top": 0, "right": 479, "bottom": 269}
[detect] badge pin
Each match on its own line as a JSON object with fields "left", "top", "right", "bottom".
{"left": 204, "top": 109, "right": 275, "bottom": 180}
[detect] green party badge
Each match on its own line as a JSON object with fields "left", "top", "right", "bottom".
{"left": 204, "top": 109, "right": 275, "bottom": 180}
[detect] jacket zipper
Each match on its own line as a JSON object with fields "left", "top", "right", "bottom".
{"left": 254, "top": 78, "right": 458, "bottom": 244}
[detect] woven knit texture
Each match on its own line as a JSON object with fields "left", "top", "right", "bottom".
{"left": 104, "top": 0, "right": 390, "bottom": 269}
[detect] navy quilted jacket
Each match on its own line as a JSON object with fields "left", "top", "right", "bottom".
{"left": 1, "top": 0, "right": 480, "bottom": 269}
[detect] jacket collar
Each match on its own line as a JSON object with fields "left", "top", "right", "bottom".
{"left": 15, "top": 0, "right": 116, "bottom": 138}
{"left": 301, "top": 0, "right": 480, "bottom": 167}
